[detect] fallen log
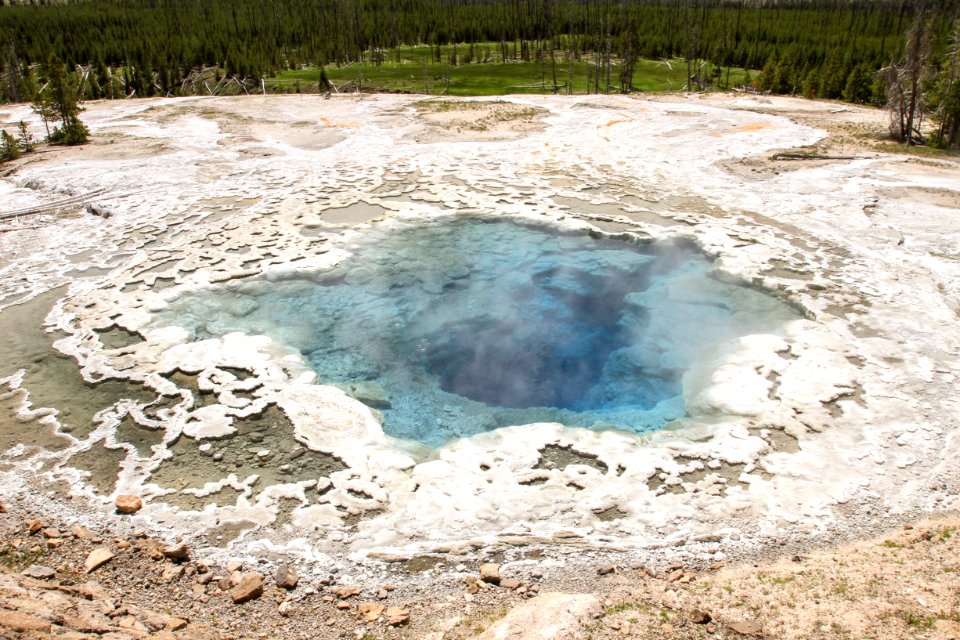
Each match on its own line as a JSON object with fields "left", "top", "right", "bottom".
{"left": 772, "top": 152, "right": 858, "bottom": 161}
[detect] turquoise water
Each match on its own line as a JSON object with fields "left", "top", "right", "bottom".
{"left": 159, "top": 217, "right": 797, "bottom": 446}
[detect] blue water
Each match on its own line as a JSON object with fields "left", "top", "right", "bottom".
{"left": 159, "top": 217, "right": 797, "bottom": 447}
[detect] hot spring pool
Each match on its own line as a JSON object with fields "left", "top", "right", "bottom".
{"left": 158, "top": 217, "right": 798, "bottom": 447}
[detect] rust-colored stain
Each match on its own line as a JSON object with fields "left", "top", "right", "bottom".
{"left": 729, "top": 122, "right": 773, "bottom": 133}
{"left": 597, "top": 118, "right": 630, "bottom": 128}
{"left": 317, "top": 117, "right": 361, "bottom": 128}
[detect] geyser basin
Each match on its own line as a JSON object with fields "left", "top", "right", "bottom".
{"left": 159, "top": 217, "right": 798, "bottom": 446}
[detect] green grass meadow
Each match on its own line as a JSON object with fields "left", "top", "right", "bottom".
{"left": 268, "top": 44, "right": 752, "bottom": 96}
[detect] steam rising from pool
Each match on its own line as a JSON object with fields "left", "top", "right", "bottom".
{"left": 159, "top": 218, "right": 797, "bottom": 446}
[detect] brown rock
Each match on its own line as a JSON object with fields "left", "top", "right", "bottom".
{"left": 78, "top": 581, "right": 109, "bottom": 600}
{"left": 165, "top": 617, "right": 188, "bottom": 631}
{"left": 330, "top": 585, "right": 362, "bottom": 599}
{"left": 500, "top": 578, "right": 521, "bottom": 590}
{"left": 26, "top": 519, "right": 43, "bottom": 534}
{"left": 274, "top": 564, "right": 299, "bottom": 590}
{"left": 115, "top": 495, "right": 143, "bottom": 514}
{"left": 691, "top": 609, "right": 712, "bottom": 624}
{"left": 139, "top": 539, "right": 165, "bottom": 560}
{"left": 357, "top": 602, "right": 385, "bottom": 622}
{"left": 41, "top": 528, "right": 61, "bottom": 539}
{"left": 479, "top": 563, "right": 501, "bottom": 585}
{"left": 597, "top": 565, "right": 616, "bottom": 576}
{"left": 72, "top": 524, "right": 94, "bottom": 540}
{"left": 0, "top": 610, "right": 52, "bottom": 632}
{"left": 116, "top": 615, "right": 149, "bottom": 634}
{"left": 22, "top": 564, "right": 56, "bottom": 579}
{"left": 335, "top": 601, "right": 351, "bottom": 610}
{"left": 229, "top": 572, "right": 264, "bottom": 603}
{"left": 83, "top": 548, "right": 115, "bottom": 573}
{"left": 161, "top": 564, "right": 185, "bottom": 583}
{"left": 473, "top": 593, "right": 601, "bottom": 639}
{"left": 377, "top": 588, "right": 389, "bottom": 599}
{"left": 384, "top": 606, "right": 410, "bottom": 626}
{"left": 162, "top": 543, "right": 190, "bottom": 561}
{"left": 62, "top": 607, "right": 113, "bottom": 633}
{"left": 729, "top": 620, "right": 763, "bottom": 636}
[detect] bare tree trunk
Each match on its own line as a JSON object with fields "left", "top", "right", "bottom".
{"left": 903, "top": 11, "right": 930, "bottom": 145}
{"left": 886, "top": 10, "right": 931, "bottom": 145}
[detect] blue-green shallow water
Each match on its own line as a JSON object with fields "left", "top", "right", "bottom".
{"left": 157, "top": 217, "right": 797, "bottom": 447}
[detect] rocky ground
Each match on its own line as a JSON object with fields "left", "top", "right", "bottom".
{"left": 0, "top": 493, "right": 956, "bottom": 640}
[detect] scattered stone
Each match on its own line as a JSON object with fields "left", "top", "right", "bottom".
{"left": 161, "top": 564, "right": 185, "bottom": 583}
{"left": 729, "top": 620, "right": 763, "bottom": 636}
{"left": 116, "top": 539, "right": 132, "bottom": 549}
{"left": 278, "top": 601, "right": 294, "bottom": 617}
{"left": 473, "top": 593, "right": 601, "bottom": 639}
{"left": 22, "top": 564, "right": 56, "bottom": 579}
{"left": 83, "top": 548, "right": 115, "bottom": 573}
{"left": 226, "top": 560, "right": 243, "bottom": 573}
{"left": 501, "top": 578, "right": 521, "bottom": 590}
{"left": 384, "top": 606, "right": 409, "bottom": 626}
{"left": 166, "top": 617, "right": 189, "bottom": 631}
{"left": 358, "top": 602, "right": 385, "bottom": 622}
{"left": 41, "top": 527, "right": 61, "bottom": 539}
{"left": 377, "top": 588, "right": 389, "bottom": 599}
{"left": 330, "top": 586, "right": 362, "bottom": 599}
{"left": 26, "top": 519, "right": 43, "bottom": 534}
{"left": 464, "top": 576, "right": 480, "bottom": 595}
{"left": 336, "top": 601, "right": 351, "bottom": 610}
{"left": 597, "top": 565, "right": 616, "bottom": 576}
{"left": 691, "top": 609, "right": 712, "bottom": 624}
{"left": 115, "top": 495, "right": 143, "bottom": 514}
{"left": 229, "top": 572, "right": 264, "bottom": 603}
{"left": 274, "top": 564, "right": 299, "bottom": 590}
{"left": 162, "top": 543, "right": 190, "bottom": 561}
{"left": 479, "top": 563, "right": 501, "bottom": 585}
{"left": 72, "top": 524, "right": 94, "bottom": 540}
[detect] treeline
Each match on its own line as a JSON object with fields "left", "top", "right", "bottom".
{"left": 0, "top": 1, "right": 958, "bottom": 115}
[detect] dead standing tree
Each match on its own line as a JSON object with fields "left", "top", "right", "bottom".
{"left": 885, "top": 10, "right": 932, "bottom": 145}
